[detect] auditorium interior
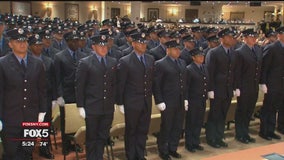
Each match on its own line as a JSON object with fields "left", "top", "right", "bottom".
{"left": 0, "top": 1, "right": 284, "bottom": 160}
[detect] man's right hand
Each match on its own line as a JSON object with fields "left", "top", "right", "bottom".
{"left": 260, "top": 84, "right": 267, "bottom": 94}
{"left": 57, "top": 97, "right": 65, "bottom": 106}
{"left": 52, "top": 100, "right": 57, "bottom": 109}
{"left": 117, "top": 105, "right": 125, "bottom": 114}
{"left": 0, "top": 120, "right": 2, "bottom": 131}
{"left": 78, "top": 107, "right": 86, "bottom": 119}
{"left": 156, "top": 102, "right": 166, "bottom": 111}
{"left": 208, "top": 91, "right": 214, "bottom": 99}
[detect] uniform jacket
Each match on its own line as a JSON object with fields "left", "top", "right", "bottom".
{"left": 114, "top": 32, "right": 126, "bottom": 47}
{"left": 149, "top": 44, "right": 166, "bottom": 61}
{"left": 180, "top": 48, "right": 193, "bottom": 66}
{"left": 260, "top": 41, "right": 284, "bottom": 92}
{"left": 54, "top": 48, "right": 87, "bottom": 103}
{"left": 186, "top": 63, "right": 209, "bottom": 101}
{"left": 0, "top": 53, "right": 47, "bottom": 126}
{"left": 0, "top": 36, "right": 10, "bottom": 57}
{"left": 118, "top": 42, "right": 131, "bottom": 51}
{"left": 205, "top": 45, "right": 238, "bottom": 98}
{"left": 147, "top": 39, "right": 159, "bottom": 50}
{"left": 42, "top": 46, "right": 60, "bottom": 60}
{"left": 41, "top": 55, "right": 57, "bottom": 100}
{"left": 108, "top": 45, "right": 124, "bottom": 60}
{"left": 203, "top": 47, "right": 211, "bottom": 57}
{"left": 153, "top": 56, "right": 187, "bottom": 108}
{"left": 122, "top": 46, "right": 134, "bottom": 57}
{"left": 79, "top": 46, "right": 93, "bottom": 56}
{"left": 76, "top": 54, "right": 117, "bottom": 116}
{"left": 51, "top": 39, "right": 67, "bottom": 51}
{"left": 117, "top": 52, "right": 155, "bottom": 110}
{"left": 235, "top": 44, "right": 262, "bottom": 94}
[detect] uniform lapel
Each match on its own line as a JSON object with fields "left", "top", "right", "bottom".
{"left": 131, "top": 52, "right": 145, "bottom": 70}
{"left": 25, "top": 54, "right": 34, "bottom": 76}
{"left": 220, "top": 45, "right": 231, "bottom": 63}
{"left": 92, "top": 54, "right": 106, "bottom": 71}
{"left": 243, "top": 44, "right": 257, "bottom": 61}
{"left": 193, "top": 63, "right": 204, "bottom": 75}
{"left": 10, "top": 54, "right": 25, "bottom": 76}
{"left": 63, "top": 49, "right": 76, "bottom": 65}
{"left": 105, "top": 56, "right": 113, "bottom": 70}
{"left": 166, "top": 56, "right": 180, "bottom": 72}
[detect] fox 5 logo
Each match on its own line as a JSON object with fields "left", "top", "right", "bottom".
{"left": 23, "top": 129, "right": 49, "bottom": 138}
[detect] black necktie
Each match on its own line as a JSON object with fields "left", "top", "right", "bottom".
{"left": 140, "top": 56, "right": 145, "bottom": 67}
{"left": 21, "top": 59, "right": 26, "bottom": 72}
{"left": 227, "top": 49, "right": 231, "bottom": 62}
{"left": 101, "top": 57, "right": 106, "bottom": 71}
{"left": 175, "top": 59, "right": 179, "bottom": 65}
{"left": 175, "top": 59, "right": 181, "bottom": 71}
{"left": 252, "top": 48, "right": 257, "bottom": 60}
{"left": 72, "top": 52, "right": 76, "bottom": 62}
{"left": 45, "top": 48, "right": 50, "bottom": 56}
{"left": 200, "top": 65, "right": 205, "bottom": 73}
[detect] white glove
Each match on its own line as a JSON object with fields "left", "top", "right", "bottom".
{"left": 38, "top": 112, "right": 46, "bottom": 122}
{"left": 260, "top": 84, "right": 267, "bottom": 94}
{"left": 156, "top": 102, "right": 166, "bottom": 111}
{"left": 208, "top": 91, "right": 214, "bottom": 99}
{"left": 78, "top": 107, "right": 86, "bottom": 119}
{"left": 0, "top": 120, "right": 2, "bottom": 131}
{"left": 57, "top": 96, "right": 65, "bottom": 106}
{"left": 117, "top": 105, "right": 125, "bottom": 114}
{"left": 235, "top": 89, "right": 240, "bottom": 97}
{"left": 52, "top": 100, "right": 57, "bottom": 109}
{"left": 184, "top": 100, "right": 189, "bottom": 111}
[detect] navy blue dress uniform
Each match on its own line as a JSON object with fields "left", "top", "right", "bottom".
{"left": 261, "top": 29, "right": 277, "bottom": 50}
{"left": 205, "top": 28, "right": 238, "bottom": 148}
{"left": 38, "top": 29, "right": 60, "bottom": 60}
{"left": 180, "top": 35, "right": 195, "bottom": 65}
{"left": 0, "top": 35, "right": 10, "bottom": 57}
{"left": 0, "top": 19, "right": 11, "bottom": 56}
{"left": 113, "top": 18, "right": 130, "bottom": 47}
{"left": 0, "top": 22, "right": 10, "bottom": 57}
{"left": 185, "top": 49, "right": 209, "bottom": 152}
{"left": 101, "top": 18, "right": 115, "bottom": 29}
{"left": 83, "top": 24, "right": 96, "bottom": 49}
{"left": 118, "top": 28, "right": 138, "bottom": 53}
{"left": 100, "top": 29, "right": 124, "bottom": 60}
{"left": 122, "top": 45, "right": 134, "bottom": 57}
{"left": 0, "top": 28, "right": 47, "bottom": 160}
{"left": 51, "top": 26, "right": 67, "bottom": 51}
{"left": 234, "top": 29, "right": 263, "bottom": 143}
{"left": 259, "top": 26, "right": 284, "bottom": 139}
{"left": 54, "top": 31, "right": 88, "bottom": 103}
{"left": 116, "top": 32, "right": 155, "bottom": 160}
{"left": 115, "top": 18, "right": 136, "bottom": 47}
{"left": 149, "top": 29, "right": 171, "bottom": 61}
{"left": 113, "top": 30, "right": 125, "bottom": 47}
{"left": 178, "top": 28, "right": 190, "bottom": 49}
{"left": 146, "top": 25, "right": 161, "bottom": 50}
{"left": 204, "top": 35, "right": 220, "bottom": 59}
{"left": 53, "top": 31, "right": 87, "bottom": 154}
{"left": 206, "top": 27, "right": 219, "bottom": 38}
{"left": 76, "top": 35, "right": 118, "bottom": 160}
{"left": 191, "top": 26, "right": 208, "bottom": 50}
{"left": 77, "top": 30, "right": 93, "bottom": 56}
{"left": 153, "top": 40, "right": 187, "bottom": 160}
{"left": 28, "top": 35, "right": 56, "bottom": 158}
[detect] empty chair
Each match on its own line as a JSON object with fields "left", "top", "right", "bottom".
{"left": 62, "top": 103, "right": 86, "bottom": 160}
